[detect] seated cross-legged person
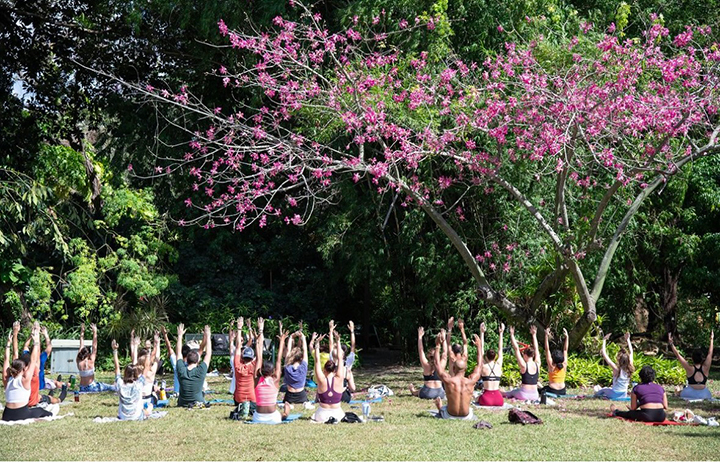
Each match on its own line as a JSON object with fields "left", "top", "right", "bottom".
{"left": 233, "top": 317, "right": 263, "bottom": 408}
{"left": 311, "top": 331, "right": 347, "bottom": 423}
{"left": 410, "top": 326, "right": 446, "bottom": 400}
{"left": 283, "top": 329, "right": 309, "bottom": 404}
{"left": 252, "top": 325, "right": 290, "bottom": 423}
{"left": 611, "top": 366, "right": 668, "bottom": 422}
{"left": 504, "top": 325, "right": 541, "bottom": 401}
{"left": 669, "top": 332, "right": 714, "bottom": 401}
{"left": 539, "top": 327, "right": 569, "bottom": 396}
{"left": 477, "top": 322, "right": 504, "bottom": 406}
{"left": 175, "top": 324, "right": 212, "bottom": 407}
{"left": 434, "top": 330, "right": 483, "bottom": 420}
{"left": 76, "top": 323, "right": 116, "bottom": 393}
{"left": 595, "top": 332, "right": 635, "bottom": 399}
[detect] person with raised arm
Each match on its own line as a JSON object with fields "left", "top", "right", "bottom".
{"left": 409, "top": 326, "right": 445, "bottom": 400}
{"left": 175, "top": 324, "right": 212, "bottom": 407}
{"left": 228, "top": 320, "right": 238, "bottom": 395}
{"left": 446, "top": 317, "right": 469, "bottom": 375}
{"left": 539, "top": 327, "right": 569, "bottom": 396}
{"left": 233, "top": 317, "right": 263, "bottom": 409}
{"left": 476, "top": 322, "right": 504, "bottom": 406}
{"left": 669, "top": 331, "right": 714, "bottom": 401}
{"left": 18, "top": 324, "right": 68, "bottom": 405}
{"left": 283, "top": 326, "right": 310, "bottom": 405}
{"left": 161, "top": 325, "right": 184, "bottom": 397}
{"left": 3, "top": 324, "right": 52, "bottom": 421}
{"left": 252, "top": 323, "right": 290, "bottom": 423}
{"left": 311, "top": 330, "right": 347, "bottom": 423}
{"left": 112, "top": 339, "right": 150, "bottom": 420}
{"left": 595, "top": 332, "right": 635, "bottom": 399}
{"left": 138, "top": 331, "right": 161, "bottom": 409}
{"left": 76, "top": 323, "right": 116, "bottom": 393}
{"left": 503, "top": 325, "right": 541, "bottom": 401}
{"left": 433, "top": 330, "right": 483, "bottom": 419}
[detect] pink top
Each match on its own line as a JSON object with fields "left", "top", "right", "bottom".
{"left": 255, "top": 376, "right": 278, "bottom": 407}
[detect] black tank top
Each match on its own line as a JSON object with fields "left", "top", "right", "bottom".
{"left": 521, "top": 362, "right": 539, "bottom": 385}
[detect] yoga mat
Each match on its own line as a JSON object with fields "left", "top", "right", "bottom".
{"left": 608, "top": 414, "right": 697, "bottom": 426}
{"left": 243, "top": 413, "right": 302, "bottom": 425}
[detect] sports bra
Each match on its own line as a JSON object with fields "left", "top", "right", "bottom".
{"left": 481, "top": 362, "right": 501, "bottom": 382}
{"left": 687, "top": 365, "right": 708, "bottom": 385}
{"left": 520, "top": 362, "right": 539, "bottom": 385}
{"left": 5, "top": 375, "right": 31, "bottom": 404}
{"left": 423, "top": 369, "right": 441, "bottom": 381}
{"left": 78, "top": 368, "right": 95, "bottom": 378}
{"left": 317, "top": 376, "right": 343, "bottom": 405}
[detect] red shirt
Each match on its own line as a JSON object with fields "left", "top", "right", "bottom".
{"left": 233, "top": 355, "right": 257, "bottom": 403}
{"left": 29, "top": 367, "right": 40, "bottom": 406}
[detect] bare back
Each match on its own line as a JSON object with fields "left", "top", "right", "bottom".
{"left": 441, "top": 373, "right": 475, "bottom": 417}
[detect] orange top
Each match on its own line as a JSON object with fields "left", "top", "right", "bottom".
{"left": 233, "top": 355, "right": 257, "bottom": 403}
{"left": 548, "top": 365, "right": 566, "bottom": 384}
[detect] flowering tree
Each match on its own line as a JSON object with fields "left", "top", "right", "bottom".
{"left": 120, "top": 4, "right": 720, "bottom": 346}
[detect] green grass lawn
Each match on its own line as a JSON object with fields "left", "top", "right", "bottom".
{"left": 2, "top": 362, "right": 720, "bottom": 460}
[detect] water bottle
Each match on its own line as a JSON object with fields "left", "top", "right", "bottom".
{"left": 362, "top": 402, "right": 370, "bottom": 421}
{"left": 70, "top": 375, "right": 76, "bottom": 389}
{"left": 74, "top": 390, "right": 80, "bottom": 403}
{"left": 159, "top": 380, "right": 167, "bottom": 401}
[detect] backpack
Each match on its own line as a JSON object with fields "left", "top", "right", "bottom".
{"left": 508, "top": 408, "right": 543, "bottom": 425}
{"left": 341, "top": 412, "right": 362, "bottom": 423}
{"left": 212, "top": 334, "right": 229, "bottom": 353}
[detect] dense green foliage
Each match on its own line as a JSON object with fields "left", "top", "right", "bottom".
{"left": 0, "top": 0, "right": 718, "bottom": 361}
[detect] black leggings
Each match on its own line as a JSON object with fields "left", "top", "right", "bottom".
{"left": 2, "top": 405, "right": 52, "bottom": 421}
{"left": 615, "top": 408, "right": 666, "bottom": 422}
{"left": 539, "top": 385, "right": 566, "bottom": 395}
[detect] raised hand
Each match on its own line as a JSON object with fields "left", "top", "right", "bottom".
{"left": 499, "top": 323, "right": 505, "bottom": 334}
{"left": 529, "top": 325, "right": 537, "bottom": 336}
{"left": 545, "top": 327, "right": 551, "bottom": 338}
{"left": 7, "top": 331, "right": 13, "bottom": 346}
{"left": 279, "top": 320, "right": 283, "bottom": 334}
{"left": 418, "top": 326, "right": 425, "bottom": 338}
{"left": 177, "top": 323, "right": 186, "bottom": 337}
{"left": 160, "top": 325, "right": 167, "bottom": 336}
{"left": 480, "top": 322, "right": 486, "bottom": 334}
{"left": 298, "top": 321, "right": 304, "bottom": 332}
{"left": 447, "top": 317, "right": 455, "bottom": 330}
{"left": 41, "top": 325, "right": 48, "bottom": 336}
{"left": 309, "top": 332, "right": 318, "bottom": 349}
{"left": 712, "top": 331, "right": 715, "bottom": 343}
{"left": 472, "top": 334, "right": 481, "bottom": 347}
{"left": 509, "top": 326, "right": 515, "bottom": 337}
{"left": 111, "top": 339, "right": 119, "bottom": 351}
{"left": 237, "top": 317, "right": 244, "bottom": 331}
{"left": 604, "top": 332, "right": 612, "bottom": 341}
{"left": 80, "top": 323, "right": 85, "bottom": 334}
{"left": 668, "top": 333, "right": 673, "bottom": 345}
{"left": 436, "top": 332, "right": 444, "bottom": 345}
{"left": 203, "top": 325, "right": 211, "bottom": 337}
{"left": 154, "top": 331, "right": 160, "bottom": 343}
{"left": 624, "top": 332, "right": 630, "bottom": 342}
{"left": 90, "top": 323, "right": 97, "bottom": 334}
{"left": 563, "top": 328, "right": 569, "bottom": 339}
{"left": 12, "top": 321, "right": 20, "bottom": 334}
{"left": 348, "top": 320, "right": 354, "bottom": 332}
{"left": 257, "top": 317, "right": 265, "bottom": 332}
{"left": 329, "top": 320, "right": 335, "bottom": 332}
{"left": 458, "top": 319, "right": 465, "bottom": 330}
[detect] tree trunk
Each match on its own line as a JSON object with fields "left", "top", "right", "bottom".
{"left": 661, "top": 267, "right": 681, "bottom": 341}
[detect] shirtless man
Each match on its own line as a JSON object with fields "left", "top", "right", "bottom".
{"left": 445, "top": 317, "right": 469, "bottom": 376}
{"left": 434, "top": 329, "right": 483, "bottom": 420}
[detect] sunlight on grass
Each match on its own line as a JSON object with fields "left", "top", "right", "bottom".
{"left": 1, "top": 364, "right": 719, "bottom": 460}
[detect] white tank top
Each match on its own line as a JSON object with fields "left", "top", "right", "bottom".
{"left": 5, "top": 375, "right": 31, "bottom": 404}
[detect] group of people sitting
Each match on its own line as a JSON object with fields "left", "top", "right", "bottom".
{"left": 2, "top": 322, "right": 70, "bottom": 421}
{"left": 411, "top": 318, "right": 715, "bottom": 423}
